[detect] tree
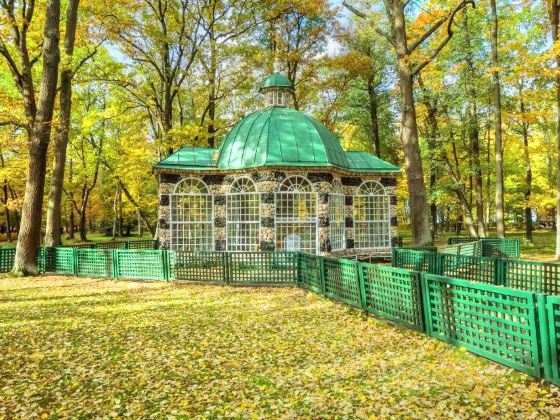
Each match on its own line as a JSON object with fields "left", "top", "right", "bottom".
{"left": 45, "top": 0, "right": 82, "bottom": 246}
{"left": 547, "top": 1, "right": 560, "bottom": 259}
{"left": 490, "top": 0, "right": 505, "bottom": 238}
{"left": 344, "top": 0, "right": 475, "bottom": 246}
{"left": 0, "top": 0, "right": 62, "bottom": 274}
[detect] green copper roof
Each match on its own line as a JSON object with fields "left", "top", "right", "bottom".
{"left": 216, "top": 107, "right": 350, "bottom": 170}
{"left": 154, "top": 109, "right": 401, "bottom": 174}
{"left": 155, "top": 147, "right": 217, "bottom": 170}
{"left": 345, "top": 151, "right": 401, "bottom": 173}
{"left": 260, "top": 73, "right": 293, "bottom": 90}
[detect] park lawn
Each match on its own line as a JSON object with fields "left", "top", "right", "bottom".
{"left": 1, "top": 278, "right": 559, "bottom": 418}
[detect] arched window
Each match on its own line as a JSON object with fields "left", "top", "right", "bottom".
{"left": 354, "top": 181, "right": 391, "bottom": 249}
{"left": 170, "top": 177, "right": 213, "bottom": 251}
{"left": 275, "top": 176, "right": 317, "bottom": 254}
{"left": 329, "top": 180, "right": 345, "bottom": 251}
{"left": 226, "top": 177, "right": 260, "bottom": 251}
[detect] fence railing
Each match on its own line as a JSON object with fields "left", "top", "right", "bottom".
{"left": 4, "top": 245, "right": 560, "bottom": 387}
{"left": 392, "top": 248, "right": 560, "bottom": 293}
{"left": 442, "top": 238, "right": 520, "bottom": 259}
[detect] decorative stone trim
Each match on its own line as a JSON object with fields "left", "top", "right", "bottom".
{"left": 345, "top": 217, "right": 353, "bottom": 228}
{"left": 260, "top": 241, "right": 275, "bottom": 251}
{"left": 160, "top": 195, "right": 169, "bottom": 206}
{"left": 261, "top": 217, "right": 274, "bottom": 228}
{"left": 345, "top": 196, "right": 353, "bottom": 206}
{"left": 318, "top": 192, "right": 328, "bottom": 204}
{"left": 261, "top": 192, "right": 274, "bottom": 204}
{"left": 214, "top": 217, "right": 226, "bottom": 228}
{"left": 308, "top": 172, "right": 333, "bottom": 183}
{"left": 160, "top": 173, "right": 180, "bottom": 184}
{"left": 202, "top": 174, "right": 226, "bottom": 185}
{"left": 319, "top": 216, "right": 329, "bottom": 228}
{"left": 346, "top": 239, "right": 355, "bottom": 249}
{"left": 215, "top": 240, "right": 226, "bottom": 251}
{"left": 341, "top": 176, "right": 361, "bottom": 186}
{"left": 159, "top": 219, "right": 169, "bottom": 229}
{"left": 391, "top": 216, "right": 398, "bottom": 227}
{"left": 214, "top": 194, "right": 226, "bottom": 205}
{"left": 380, "top": 177, "right": 397, "bottom": 187}
{"left": 390, "top": 195, "right": 397, "bottom": 205}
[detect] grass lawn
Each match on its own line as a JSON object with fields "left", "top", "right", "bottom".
{"left": 1, "top": 277, "right": 559, "bottom": 418}
{"left": 0, "top": 232, "right": 154, "bottom": 248}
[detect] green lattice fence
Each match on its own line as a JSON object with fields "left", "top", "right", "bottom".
{"left": 447, "top": 237, "right": 477, "bottom": 245}
{"left": 95, "top": 241, "right": 129, "bottom": 250}
{"left": 543, "top": 295, "right": 560, "bottom": 386}
{"left": 128, "top": 240, "right": 158, "bottom": 250}
{"left": 481, "top": 238, "right": 520, "bottom": 259}
{"left": 169, "top": 251, "right": 226, "bottom": 283}
{"left": 322, "top": 257, "right": 361, "bottom": 308}
{"left": 229, "top": 252, "right": 297, "bottom": 285}
{"left": 114, "top": 250, "right": 168, "bottom": 281}
{"left": 75, "top": 249, "right": 113, "bottom": 278}
{"left": 361, "top": 263, "right": 423, "bottom": 331}
{"left": 0, "top": 248, "right": 16, "bottom": 272}
{"left": 49, "top": 248, "right": 77, "bottom": 275}
{"left": 297, "top": 253, "right": 322, "bottom": 293}
{"left": 503, "top": 260, "right": 560, "bottom": 294}
{"left": 440, "top": 253, "right": 497, "bottom": 284}
{"left": 391, "top": 248, "right": 438, "bottom": 273}
{"left": 422, "top": 274, "right": 541, "bottom": 376}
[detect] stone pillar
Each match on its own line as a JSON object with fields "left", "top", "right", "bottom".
{"left": 157, "top": 173, "right": 180, "bottom": 249}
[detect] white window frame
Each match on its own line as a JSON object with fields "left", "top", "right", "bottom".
{"left": 226, "top": 177, "right": 261, "bottom": 251}
{"left": 170, "top": 177, "right": 214, "bottom": 251}
{"left": 329, "top": 180, "right": 346, "bottom": 251}
{"left": 275, "top": 176, "right": 319, "bottom": 254}
{"left": 354, "top": 180, "right": 391, "bottom": 249}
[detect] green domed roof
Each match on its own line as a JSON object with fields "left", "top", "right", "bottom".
{"left": 260, "top": 73, "right": 293, "bottom": 90}
{"left": 217, "top": 107, "right": 350, "bottom": 170}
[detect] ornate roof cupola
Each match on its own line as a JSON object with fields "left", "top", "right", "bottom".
{"left": 259, "top": 65, "right": 294, "bottom": 108}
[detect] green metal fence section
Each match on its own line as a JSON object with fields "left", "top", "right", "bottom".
{"left": 391, "top": 248, "right": 438, "bottom": 273}
{"left": 440, "top": 253, "right": 497, "bottom": 284}
{"left": 502, "top": 260, "right": 560, "bottom": 295}
{"left": 422, "top": 274, "right": 542, "bottom": 376}
{"left": 113, "top": 250, "right": 168, "bottom": 281}
{"left": 0, "top": 248, "right": 15, "bottom": 272}
{"left": 68, "top": 239, "right": 158, "bottom": 250}
{"left": 543, "top": 295, "right": 560, "bottom": 385}
{"left": 229, "top": 252, "right": 298, "bottom": 285}
{"left": 361, "top": 264, "right": 423, "bottom": 331}
{"left": 322, "top": 257, "right": 361, "bottom": 308}
{"left": 447, "top": 237, "right": 477, "bottom": 245}
{"left": 297, "top": 253, "right": 322, "bottom": 293}
{"left": 76, "top": 249, "right": 113, "bottom": 278}
{"left": 169, "top": 251, "right": 227, "bottom": 283}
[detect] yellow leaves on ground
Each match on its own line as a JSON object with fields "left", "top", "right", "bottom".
{"left": 0, "top": 276, "right": 559, "bottom": 418}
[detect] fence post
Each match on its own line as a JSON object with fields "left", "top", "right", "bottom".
{"left": 162, "top": 250, "right": 169, "bottom": 281}
{"left": 73, "top": 248, "right": 79, "bottom": 276}
{"left": 494, "top": 259, "right": 506, "bottom": 286}
{"left": 295, "top": 252, "right": 301, "bottom": 287}
{"left": 537, "top": 294, "right": 553, "bottom": 381}
{"left": 420, "top": 273, "right": 433, "bottom": 336}
{"left": 112, "top": 250, "right": 120, "bottom": 279}
{"left": 357, "top": 262, "right": 367, "bottom": 311}
{"left": 224, "top": 252, "right": 230, "bottom": 285}
{"left": 319, "top": 256, "right": 326, "bottom": 296}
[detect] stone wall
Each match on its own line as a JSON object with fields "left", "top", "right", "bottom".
{"left": 156, "top": 169, "right": 398, "bottom": 258}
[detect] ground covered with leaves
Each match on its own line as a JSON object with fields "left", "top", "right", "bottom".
{"left": 1, "top": 277, "right": 559, "bottom": 418}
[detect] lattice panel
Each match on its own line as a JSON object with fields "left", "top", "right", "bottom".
{"left": 440, "top": 254, "right": 496, "bottom": 284}
{"left": 52, "top": 248, "right": 76, "bottom": 275}
{"left": 504, "top": 260, "right": 560, "bottom": 294}
{"left": 229, "top": 252, "right": 297, "bottom": 284}
{"left": 297, "top": 253, "right": 322, "bottom": 293}
{"left": 323, "top": 257, "right": 361, "bottom": 308}
{"left": 128, "top": 240, "right": 158, "bottom": 250}
{"left": 169, "top": 251, "right": 226, "bottom": 282}
{"left": 95, "top": 241, "right": 128, "bottom": 250}
{"left": 115, "top": 250, "right": 166, "bottom": 281}
{"left": 545, "top": 296, "right": 560, "bottom": 386}
{"left": 361, "top": 263, "right": 423, "bottom": 331}
{"left": 423, "top": 274, "right": 541, "bottom": 376}
{"left": 482, "top": 239, "right": 520, "bottom": 259}
{"left": 0, "top": 248, "right": 16, "bottom": 272}
{"left": 76, "top": 249, "right": 113, "bottom": 278}
{"left": 392, "top": 249, "right": 437, "bottom": 273}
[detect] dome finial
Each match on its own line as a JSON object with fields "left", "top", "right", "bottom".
{"left": 273, "top": 57, "right": 282, "bottom": 73}
{"left": 259, "top": 70, "right": 293, "bottom": 108}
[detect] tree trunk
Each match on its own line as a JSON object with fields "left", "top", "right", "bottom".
{"left": 68, "top": 205, "right": 75, "bottom": 240}
{"left": 3, "top": 179, "right": 11, "bottom": 242}
{"left": 464, "top": 14, "right": 485, "bottom": 237}
{"left": 13, "top": 0, "right": 62, "bottom": 274}
{"left": 112, "top": 185, "right": 119, "bottom": 239}
{"left": 549, "top": 3, "right": 560, "bottom": 259}
{"left": 490, "top": 0, "right": 505, "bottom": 238}
{"left": 45, "top": 0, "right": 80, "bottom": 247}
{"left": 392, "top": 1, "right": 432, "bottom": 245}
{"left": 367, "top": 72, "right": 381, "bottom": 157}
